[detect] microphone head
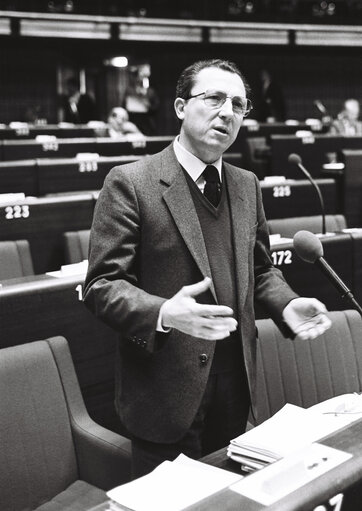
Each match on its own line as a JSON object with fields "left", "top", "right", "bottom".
{"left": 314, "top": 99, "right": 327, "bottom": 114}
{"left": 288, "top": 153, "right": 302, "bottom": 166}
{"left": 293, "top": 230, "right": 324, "bottom": 263}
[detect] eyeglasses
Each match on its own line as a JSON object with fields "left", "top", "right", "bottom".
{"left": 186, "top": 90, "right": 253, "bottom": 117}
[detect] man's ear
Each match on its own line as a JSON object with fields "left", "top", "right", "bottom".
{"left": 174, "top": 98, "right": 186, "bottom": 120}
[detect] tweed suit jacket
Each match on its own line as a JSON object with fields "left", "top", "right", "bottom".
{"left": 83, "top": 143, "right": 298, "bottom": 443}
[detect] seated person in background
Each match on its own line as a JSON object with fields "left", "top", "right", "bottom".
{"left": 330, "top": 99, "right": 362, "bottom": 136}
{"left": 107, "top": 107, "right": 144, "bottom": 139}
{"left": 259, "top": 69, "right": 286, "bottom": 123}
{"left": 60, "top": 77, "right": 98, "bottom": 124}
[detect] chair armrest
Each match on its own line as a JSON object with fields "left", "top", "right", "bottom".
{"left": 71, "top": 413, "right": 132, "bottom": 490}
{"left": 47, "top": 336, "right": 132, "bottom": 490}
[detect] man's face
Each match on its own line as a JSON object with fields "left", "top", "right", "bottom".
{"left": 110, "top": 108, "right": 128, "bottom": 130}
{"left": 345, "top": 100, "right": 360, "bottom": 122}
{"left": 175, "top": 67, "right": 246, "bottom": 163}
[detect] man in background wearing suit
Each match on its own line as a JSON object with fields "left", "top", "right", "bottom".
{"left": 60, "top": 77, "right": 97, "bottom": 124}
{"left": 330, "top": 98, "right": 362, "bottom": 136}
{"left": 83, "top": 59, "right": 331, "bottom": 478}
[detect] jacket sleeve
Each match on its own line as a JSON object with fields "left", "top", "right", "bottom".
{"left": 83, "top": 166, "right": 166, "bottom": 354}
{"left": 252, "top": 174, "right": 299, "bottom": 335}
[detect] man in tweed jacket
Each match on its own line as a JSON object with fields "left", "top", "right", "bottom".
{"left": 83, "top": 59, "right": 331, "bottom": 477}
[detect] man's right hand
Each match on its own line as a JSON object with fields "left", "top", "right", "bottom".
{"left": 160, "top": 277, "right": 237, "bottom": 340}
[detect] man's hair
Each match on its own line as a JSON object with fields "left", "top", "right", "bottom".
{"left": 175, "top": 59, "right": 250, "bottom": 100}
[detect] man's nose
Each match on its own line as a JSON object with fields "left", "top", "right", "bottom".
{"left": 218, "top": 97, "right": 234, "bottom": 118}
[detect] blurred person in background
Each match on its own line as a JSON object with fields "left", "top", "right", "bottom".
{"left": 124, "top": 64, "right": 160, "bottom": 135}
{"left": 330, "top": 98, "right": 362, "bottom": 136}
{"left": 258, "top": 68, "right": 286, "bottom": 123}
{"left": 60, "top": 77, "right": 98, "bottom": 124}
{"left": 107, "top": 107, "right": 143, "bottom": 139}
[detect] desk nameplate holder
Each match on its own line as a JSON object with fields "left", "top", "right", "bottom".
{"left": 230, "top": 443, "right": 351, "bottom": 506}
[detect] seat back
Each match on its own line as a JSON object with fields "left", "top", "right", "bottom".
{"left": 63, "top": 229, "right": 90, "bottom": 264}
{"left": 267, "top": 214, "right": 347, "bottom": 238}
{"left": 241, "top": 136, "right": 269, "bottom": 179}
{"left": 0, "top": 339, "right": 78, "bottom": 511}
{"left": 255, "top": 310, "right": 362, "bottom": 424}
{"left": 0, "top": 239, "right": 34, "bottom": 280}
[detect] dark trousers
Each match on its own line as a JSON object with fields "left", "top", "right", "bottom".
{"left": 131, "top": 368, "right": 250, "bottom": 479}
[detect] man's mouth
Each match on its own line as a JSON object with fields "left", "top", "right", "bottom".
{"left": 213, "top": 126, "right": 229, "bottom": 135}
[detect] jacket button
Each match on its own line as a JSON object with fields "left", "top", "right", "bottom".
{"left": 199, "top": 353, "right": 209, "bottom": 365}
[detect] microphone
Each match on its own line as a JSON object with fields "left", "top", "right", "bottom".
{"left": 313, "top": 99, "right": 332, "bottom": 125}
{"left": 293, "top": 230, "right": 362, "bottom": 316}
{"left": 314, "top": 99, "right": 328, "bottom": 116}
{"left": 288, "top": 153, "right": 326, "bottom": 235}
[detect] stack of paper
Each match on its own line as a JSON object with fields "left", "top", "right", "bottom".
{"left": 228, "top": 395, "right": 362, "bottom": 472}
{"left": 107, "top": 454, "right": 242, "bottom": 511}
{"left": 46, "top": 260, "right": 88, "bottom": 278}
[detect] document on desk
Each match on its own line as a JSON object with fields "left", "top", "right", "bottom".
{"left": 46, "top": 260, "right": 88, "bottom": 278}
{"left": 228, "top": 396, "right": 362, "bottom": 471}
{"left": 107, "top": 454, "right": 242, "bottom": 511}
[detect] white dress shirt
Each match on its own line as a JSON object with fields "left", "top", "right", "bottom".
{"left": 173, "top": 136, "right": 222, "bottom": 191}
{"left": 156, "top": 137, "right": 223, "bottom": 332}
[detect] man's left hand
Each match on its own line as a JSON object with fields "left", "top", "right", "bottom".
{"left": 282, "top": 297, "right": 332, "bottom": 341}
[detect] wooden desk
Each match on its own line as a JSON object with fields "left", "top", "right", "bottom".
{"left": 37, "top": 155, "right": 142, "bottom": 194}
{"left": 231, "top": 122, "right": 327, "bottom": 145}
{"left": 0, "top": 194, "right": 95, "bottom": 273}
{"left": 228, "top": 124, "right": 328, "bottom": 179}
{"left": 1, "top": 136, "right": 173, "bottom": 161}
{"left": 197, "top": 419, "right": 362, "bottom": 511}
{"left": 260, "top": 178, "right": 338, "bottom": 220}
{"left": 269, "top": 134, "right": 362, "bottom": 178}
{"left": 0, "top": 155, "right": 143, "bottom": 196}
{"left": 2, "top": 137, "right": 100, "bottom": 160}
{"left": 0, "top": 159, "right": 38, "bottom": 195}
{"left": 264, "top": 231, "right": 362, "bottom": 318}
{"left": 0, "top": 124, "right": 95, "bottom": 140}
{"left": 340, "top": 150, "right": 362, "bottom": 227}
{"left": 87, "top": 417, "right": 362, "bottom": 510}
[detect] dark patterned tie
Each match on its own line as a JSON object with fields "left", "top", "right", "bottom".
{"left": 203, "top": 165, "right": 221, "bottom": 207}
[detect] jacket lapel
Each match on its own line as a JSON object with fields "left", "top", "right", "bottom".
{"left": 224, "top": 164, "right": 250, "bottom": 311}
{"left": 159, "top": 146, "right": 217, "bottom": 302}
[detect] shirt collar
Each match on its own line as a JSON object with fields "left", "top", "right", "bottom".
{"left": 173, "top": 136, "right": 222, "bottom": 182}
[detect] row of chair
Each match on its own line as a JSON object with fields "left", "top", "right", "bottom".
{"left": 0, "top": 214, "right": 348, "bottom": 281}
{"left": 0, "top": 230, "right": 89, "bottom": 280}
{"left": 2, "top": 308, "right": 361, "bottom": 509}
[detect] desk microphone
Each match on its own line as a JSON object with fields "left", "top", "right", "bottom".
{"left": 288, "top": 153, "right": 326, "bottom": 235}
{"left": 293, "top": 230, "right": 362, "bottom": 316}
{"left": 314, "top": 99, "right": 328, "bottom": 116}
{"left": 313, "top": 99, "right": 332, "bottom": 125}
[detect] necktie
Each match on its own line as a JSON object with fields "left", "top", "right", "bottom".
{"left": 203, "top": 165, "right": 221, "bottom": 207}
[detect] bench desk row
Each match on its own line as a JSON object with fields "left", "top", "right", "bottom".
{"left": 0, "top": 135, "right": 174, "bottom": 161}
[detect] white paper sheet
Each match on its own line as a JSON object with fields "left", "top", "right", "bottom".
{"left": 230, "top": 401, "right": 361, "bottom": 462}
{"left": 107, "top": 454, "right": 242, "bottom": 511}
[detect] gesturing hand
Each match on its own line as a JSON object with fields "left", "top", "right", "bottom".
{"left": 282, "top": 297, "right": 332, "bottom": 341}
{"left": 161, "top": 277, "right": 237, "bottom": 340}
